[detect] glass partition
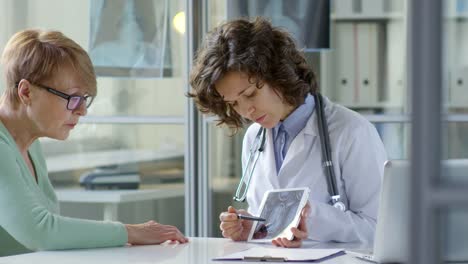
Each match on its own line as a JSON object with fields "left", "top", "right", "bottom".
{"left": 207, "top": 123, "right": 246, "bottom": 237}
{"left": 437, "top": 1, "right": 468, "bottom": 259}
{"left": 441, "top": 208, "right": 468, "bottom": 262}
{"left": 442, "top": 0, "right": 468, "bottom": 185}
{"left": 409, "top": 0, "right": 468, "bottom": 262}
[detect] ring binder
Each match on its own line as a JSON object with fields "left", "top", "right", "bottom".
{"left": 244, "top": 256, "right": 286, "bottom": 262}
{"left": 213, "top": 248, "right": 345, "bottom": 262}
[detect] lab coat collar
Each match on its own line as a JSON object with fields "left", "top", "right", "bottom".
{"left": 257, "top": 95, "right": 332, "bottom": 186}
{"left": 276, "top": 95, "right": 333, "bottom": 178}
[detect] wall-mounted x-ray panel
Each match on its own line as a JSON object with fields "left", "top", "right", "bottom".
{"left": 227, "top": 0, "right": 330, "bottom": 51}
{"left": 89, "top": 0, "right": 171, "bottom": 78}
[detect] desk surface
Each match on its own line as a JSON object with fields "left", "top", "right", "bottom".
{"left": 46, "top": 149, "right": 183, "bottom": 173}
{"left": 0, "top": 237, "right": 367, "bottom": 264}
{"left": 55, "top": 184, "right": 184, "bottom": 203}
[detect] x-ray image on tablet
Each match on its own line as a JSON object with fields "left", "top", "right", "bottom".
{"left": 248, "top": 187, "right": 310, "bottom": 243}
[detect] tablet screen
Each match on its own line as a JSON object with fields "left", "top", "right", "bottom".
{"left": 248, "top": 188, "right": 309, "bottom": 242}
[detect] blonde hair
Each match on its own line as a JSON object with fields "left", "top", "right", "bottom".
{"left": 1, "top": 29, "right": 97, "bottom": 107}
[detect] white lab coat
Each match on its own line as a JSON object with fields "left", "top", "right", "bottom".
{"left": 243, "top": 96, "right": 387, "bottom": 243}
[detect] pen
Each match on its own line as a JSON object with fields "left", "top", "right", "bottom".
{"left": 237, "top": 214, "right": 266, "bottom": 222}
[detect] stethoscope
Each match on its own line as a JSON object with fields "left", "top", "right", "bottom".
{"left": 233, "top": 93, "right": 346, "bottom": 212}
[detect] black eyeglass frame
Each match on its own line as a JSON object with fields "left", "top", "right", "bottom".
{"left": 16, "top": 82, "right": 94, "bottom": 111}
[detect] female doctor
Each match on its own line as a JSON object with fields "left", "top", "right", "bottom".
{"left": 189, "top": 17, "right": 387, "bottom": 248}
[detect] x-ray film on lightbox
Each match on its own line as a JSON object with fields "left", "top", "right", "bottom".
{"left": 227, "top": 0, "right": 330, "bottom": 51}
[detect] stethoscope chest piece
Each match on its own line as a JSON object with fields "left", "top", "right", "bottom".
{"left": 333, "top": 201, "right": 346, "bottom": 212}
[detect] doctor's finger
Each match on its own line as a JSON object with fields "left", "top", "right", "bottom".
{"left": 227, "top": 206, "right": 238, "bottom": 213}
{"left": 222, "top": 227, "right": 242, "bottom": 239}
{"left": 291, "top": 227, "right": 308, "bottom": 240}
{"left": 221, "top": 229, "right": 234, "bottom": 238}
{"left": 303, "top": 203, "right": 311, "bottom": 214}
{"left": 229, "top": 228, "right": 246, "bottom": 241}
{"left": 220, "top": 219, "right": 241, "bottom": 230}
{"left": 220, "top": 222, "right": 242, "bottom": 235}
{"left": 272, "top": 237, "right": 286, "bottom": 247}
{"left": 236, "top": 209, "right": 250, "bottom": 215}
{"left": 221, "top": 223, "right": 239, "bottom": 233}
{"left": 223, "top": 225, "right": 243, "bottom": 240}
{"left": 297, "top": 214, "right": 309, "bottom": 233}
{"left": 297, "top": 218, "right": 308, "bottom": 233}
{"left": 219, "top": 212, "right": 238, "bottom": 222}
{"left": 272, "top": 239, "right": 282, "bottom": 247}
{"left": 221, "top": 222, "right": 243, "bottom": 233}
{"left": 298, "top": 203, "right": 310, "bottom": 230}
{"left": 281, "top": 237, "right": 302, "bottom": 248}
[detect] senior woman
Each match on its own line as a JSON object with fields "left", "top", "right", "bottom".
{"left": 0, "top": 29, "right": 188, "bottom": 256}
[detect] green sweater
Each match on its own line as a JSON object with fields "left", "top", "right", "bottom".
{"left": 0, "top": 121, "right": 127, "bottom": 256}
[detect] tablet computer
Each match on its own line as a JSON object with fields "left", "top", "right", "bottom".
{"left": 247, "top": 187, "right": 310, "bottom": 243}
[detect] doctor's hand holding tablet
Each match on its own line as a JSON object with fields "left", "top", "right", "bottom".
{"left": 189, "top": 17, "right": 387, "bottom": 247}
{"left": 220, "top": 188, "right": 311, "bottom": 248}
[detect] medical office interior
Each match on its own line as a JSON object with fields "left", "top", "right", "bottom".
{"left": 0, "top": 0, "right": 467, "bottom": 261}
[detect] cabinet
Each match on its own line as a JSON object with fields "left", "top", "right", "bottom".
{"left": 443, "top": 0, "right": 468, "bottom": 159}
{"left": 445, "top": 0, "right": 468, "bottom": 108}
{"left": 321, "top": 0, "right": 406, "bottom": 110}
{"left": 320, "top": 0, "right": 408, "bottom": 160}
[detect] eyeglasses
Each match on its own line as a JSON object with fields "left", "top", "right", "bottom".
{"left": 233, "top": 127, "right": 266, "bottom": 202}
{"left": 19, "top": 82, "right": 94, "bottom": 111}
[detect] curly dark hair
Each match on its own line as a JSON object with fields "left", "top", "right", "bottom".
{"left": 188, "top": 17, "right": 318, "bottom": 130}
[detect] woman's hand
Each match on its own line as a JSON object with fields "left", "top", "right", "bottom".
{"left": 272, "top": 203, "right": 310, "bottom": 248}
{"left": 219, "top": 206, "right": 252, "bottom": 241}
{"left": 125, "top": 220, "right": 188, "bottom": 245}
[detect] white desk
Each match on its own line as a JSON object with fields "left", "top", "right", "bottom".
{"left": 46, "top": 149, "right": 183, "bottom": 173}
{"left": 55, "top": 184, "right": 184, "bottom": 221}
{"left": 0, "top": 237, "right": 368, "bottom": 264}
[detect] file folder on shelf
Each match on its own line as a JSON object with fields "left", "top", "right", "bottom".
{"left": 212, "top": 247, "right": 345, "bottom": 262}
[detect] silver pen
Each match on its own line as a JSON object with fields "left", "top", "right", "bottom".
{"left": 237, "top": 214, "right": 266, "bottom": 222}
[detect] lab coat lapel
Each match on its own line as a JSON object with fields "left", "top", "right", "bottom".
{"left": 259, "top": 128, "right": 279, "bottom": 189}
{"left": 277, "top": 109, "right": 319, "bottom": 184}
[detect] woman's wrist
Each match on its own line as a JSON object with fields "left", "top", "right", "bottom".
{"left": 125, "top": 224, "right": 135, "bottom": 244}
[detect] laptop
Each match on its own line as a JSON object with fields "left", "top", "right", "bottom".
{"left": 347, "top": 160, "right": 468, "bottom": 263}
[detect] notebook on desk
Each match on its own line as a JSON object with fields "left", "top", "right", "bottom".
{"left": 347, "top": 160, "right": 468, "bottom": 263}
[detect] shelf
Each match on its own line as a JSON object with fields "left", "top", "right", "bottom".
{"left": 331, "top": 13, "right": 403, "bottom": 22}
{"left": 341, "top": 102, "right": 404, "bottom": 110}
{"left": 445, "top": 14, "right": 468, "bottom": 20}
